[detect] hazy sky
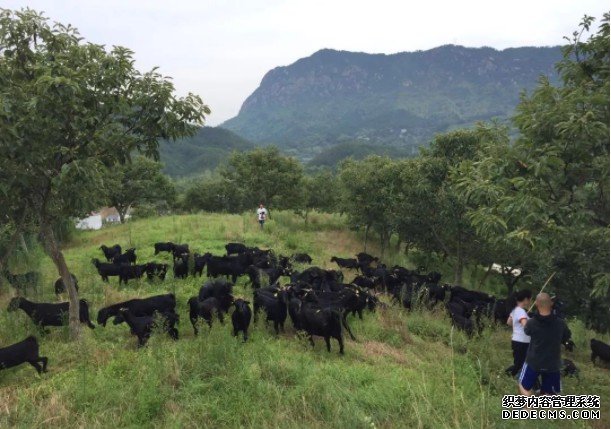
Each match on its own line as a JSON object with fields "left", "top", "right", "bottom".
{"left": 3, "top": 1, "right": 608, "bottom": 125}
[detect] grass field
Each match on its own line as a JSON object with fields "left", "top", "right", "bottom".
{"left": 0, "top": 212, "right": 608, "bottom": 428}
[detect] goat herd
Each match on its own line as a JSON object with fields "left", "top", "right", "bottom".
{"left": 1, "top": 241, "right": 609, "bottom": 379}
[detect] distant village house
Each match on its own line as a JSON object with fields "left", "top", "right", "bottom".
{"left": 75, "top": 207, "right": 131, "bottom": 230}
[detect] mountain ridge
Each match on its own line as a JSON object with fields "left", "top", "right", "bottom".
{"left": 223, "top": 44, "right": 562, "bottom": 160}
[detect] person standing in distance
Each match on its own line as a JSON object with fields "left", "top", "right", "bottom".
{"left": 257, "top": 203, "right": 268, "bottom": 229}
{"left": 518, "top": 292, "right": 571, "bottom": 396}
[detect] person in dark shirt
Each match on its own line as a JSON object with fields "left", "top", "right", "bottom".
{"left": 518, "top": 293, "right": 571, "bottom": 396}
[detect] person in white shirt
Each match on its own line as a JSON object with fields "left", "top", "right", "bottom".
{"left": 505, "top": 289, "right": 532, "bottom": 376}
{"left": 256, "top": 203, "right": 268, "bottom": 229}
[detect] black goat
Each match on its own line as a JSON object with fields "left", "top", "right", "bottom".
{"left": 449, "top": 285, "right": 494, "bottom": 304}
{"left": 188, "top": 297, "right": 226, "bottom": 334}
{"left": 153, "top": 242, "right": 175, "bottom": 255}
{"left": 562, "top": 359, "right": 579, "bottom": 377}
{"left": 54, "top": 273, "right": 79, "bottom": 295}
{"left": 300, "top": 288, "right": 363, "bottom": 340}
{"left": 0, "top": 336, "right": 48, "bottom": 375}
{"left": 112, "top": 248, "right": 137, "bottom": 265}
{"left": 291, "top": 267, "right": 343, "bottom": 292}
{"left": 590, "top": 339, "right": 610, "bottom": 365}
{"left": 492, "top": 299, "right": 511, "bottom": 324}
{"left": 144, "top": 262, "right": 168, "bottom": 281}
{"left": 100, "top": 244, "right": 121, "bottom": 262}
{"left": 172, "top": 244, "right": 190, "bottom": 260}
{"left": 173, "top": 255, "right": 189, "bottom": 279}
{"left": 446, "top": 299, "right": 474, "bottom": 319}
{"left": 563, "top": 339, "right": 576, "bottom": 352}
{"left": 253, "top": 288, "right": 288, "bottom": 335}
{"left": 291, "top": 253, "right": 313, "bottom": 264}
{"left": 231, "top": 299, "right": 252, "bottom": 342}
{"left": 352, "top": 275, "right": 376, "bottom": 290}
{"left": 198, "top": 278, "right": 234, "bottom": 312}
{"left": 449, "top": 312, "right": 475, "bottom": 337}
{"left": 356, "top": 252, "right": 378, "bottom": 266}
{"left": 117, "top": 309, "right": 179, "bottom": 347}
{"left": 246, "top": 265, "right": 290, "bottom": 290}
{"left": 292, "top": 300, "right": 345, "bottom": 354}
{"left": 225, "top": 242, "right": 248, "bottom": 256}
{"left": 92, "top": 258, "right": 122, "bottom": 282}
{"left": 118, "top": 264, "right": 147, "bottom": 285}
{"left": 8, "top": 297, "right": 95, "bottom": 329}
{"left": 97, "top": 294, "right": 176, "bottom": 327}
{"left": 330, "top": 257, "right": 360, "bottom": 270}
{"left": 206, "top": 255, "right": 250, "bottom": 283}
{"left": 192, "top": 253, "right": 209, "bottom": 277}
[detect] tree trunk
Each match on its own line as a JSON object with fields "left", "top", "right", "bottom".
{"left": 0, "top": 228, "right": 23, "bottom": 291}
{"left": 19, "top": 233, "right": 28, "bottom": 254}
{"left": 403, "top": 241, "right": 411, "bottom": 256}
{"left": 40, "top": 222, "right": 80, "bottom": 340}
{"left": 478, "top": 262, "right": 494, "bottom": 289}
{"left": 454, "top": 235, "right": 463, "bottom": 285}
{"left": 118, "top": 208, "right": 126, "bottom": 223}
{"left": 503, "top": 271, "right": 523, "bottom": 298}
{"left": 395, "top": 238, "right": 402, "bottom": 253}
{"left": 382, "top": 230, "right": 392, "bottom": 257}
{"left": 364, "top": 224, "right": 370, "bottom": 252}
{"left": 505, "top": 276, "right": 516, "bottom": 298}
{"left": 0, "top": 208, "right": 29, "bottom": 274}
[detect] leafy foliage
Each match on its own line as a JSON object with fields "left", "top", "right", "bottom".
{"left": 308, "top": 141, "right": 413, "bottom": 168}
{"left": 294, "top": 171, "right": 340, "bottom": 222}
{"left": 179, "top": 175, "right": 242, "bottom": 213}
{"left": 220, "top": 147, "right": 304, "bottom": 212}
{"left": 338, "top": 156, "right": 400, "bottom": 253}
{"left": 453, "top": 14, "right": 609, "bottom": 329}
{"left": 0, "top": 8, "right": 209, "bottom": 337}
{"left": 102, "top": 157, "right": 175, "bottom": 222}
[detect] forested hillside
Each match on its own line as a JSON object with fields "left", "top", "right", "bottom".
{"left": 223, "top": 45, "right": 562, "bottom": 160}
{"left": 308, "top": 141, "right": 412, "bottom": 168}
{"left": 159, "top": 127, "right": 254, "bottom": 177}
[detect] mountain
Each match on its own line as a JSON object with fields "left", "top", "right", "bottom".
{"left": 159, "top": 126, "right": 254, "bottom": 177}
{"left": 223, "top": 45, "right": 562, "bottom": 161}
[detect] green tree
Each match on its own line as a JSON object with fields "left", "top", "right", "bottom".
{"left": 180, "top": 176, "right": 240, "bottom": 213}
{"left": 221, "top": 147, "right": 303, "bottom": 212}
{"left": 391, "top": 129, "right": 489, "bottom": 283}
{"left": 103, "top": 157, "right": 175, "bottom": 223}
{"left": 454, "top": 14, "right": 609, "bottom": 327}
{"left": 338, "top": 156, "right": 399, "bottom": 254}
{"left": 296, "top": 171, "right": 339, "bottom": 223}
{"left": 0, "top": 9, "right": 209, "bottom": 338}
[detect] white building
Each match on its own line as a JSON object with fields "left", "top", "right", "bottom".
{"left": 75, "top": 207, "right": 130, "bottom": 230}
{"left": 75, "top": 213, "right": 103, "bottom": 230}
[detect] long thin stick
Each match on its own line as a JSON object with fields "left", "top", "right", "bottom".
{"left": 528, "top": 271, "right": 556, "bottom": 312}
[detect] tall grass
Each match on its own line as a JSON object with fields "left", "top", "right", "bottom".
{"left": 0, "top": 212, "right": 608, "bottom": 428}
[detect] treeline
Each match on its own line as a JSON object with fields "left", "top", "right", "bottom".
{"left": 178, "top": 15, "right": 610, "bottom": 330}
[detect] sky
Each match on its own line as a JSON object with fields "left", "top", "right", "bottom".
{"left": 3, "top": 1, "right": 609, "bottom": 126}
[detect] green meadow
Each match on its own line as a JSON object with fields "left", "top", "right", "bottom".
{"left": 0, "top": 212, "right": 608, "bottom": 428}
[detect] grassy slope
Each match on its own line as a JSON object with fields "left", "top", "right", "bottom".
{"left": 0, "top": 212, "right": 608, "bottom": 429}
